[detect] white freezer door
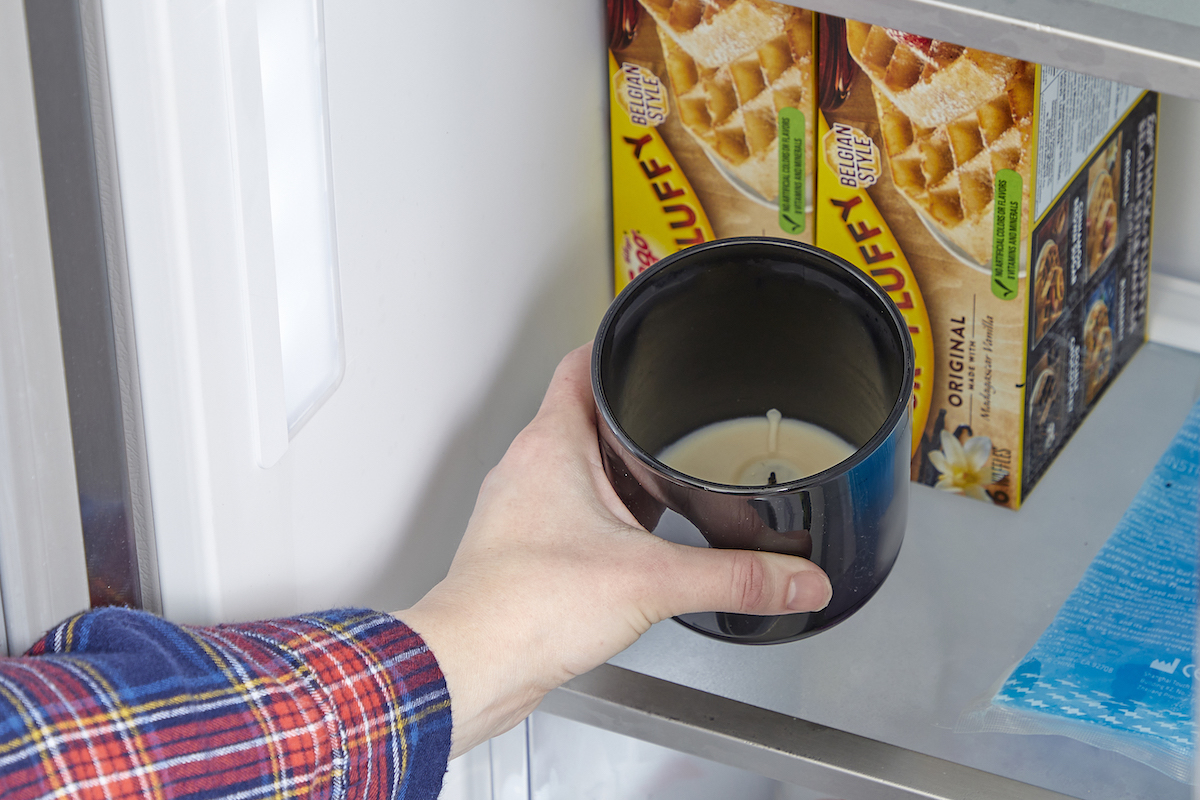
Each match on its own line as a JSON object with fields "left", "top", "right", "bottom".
{"left": 100, "top": 0, "right": 611, "bottom": 624}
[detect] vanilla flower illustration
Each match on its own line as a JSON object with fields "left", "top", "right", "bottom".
{"left": 927, "top": 430, "right": 992, "bottom": 501}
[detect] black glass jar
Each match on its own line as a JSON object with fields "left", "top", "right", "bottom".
{"left": 592, "top": 238, "right": 914, "bottom": 644}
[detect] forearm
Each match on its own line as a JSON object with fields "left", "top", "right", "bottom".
{"left": 1, "top": 607, "right": 451, "bottom": 800}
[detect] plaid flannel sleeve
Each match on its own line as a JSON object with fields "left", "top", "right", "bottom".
{"left": 0, "top": 607, "right": 452, "bottom": 799}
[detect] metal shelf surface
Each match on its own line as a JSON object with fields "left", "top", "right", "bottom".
{"left": 789, "top": 0, "right": 1200, "bottom": 101}
{"left": 543, "top": 342, "right": 1200, "bottom": 799}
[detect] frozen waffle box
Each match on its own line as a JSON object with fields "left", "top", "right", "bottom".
{"left": 814, "top": 17, "right": 1157, "bottom": 508}
{"left": 605, "top": 3, "right": 1159, "bottom": 509}
{"left": 606, "top": 0, "right": 818, "bottom": 287}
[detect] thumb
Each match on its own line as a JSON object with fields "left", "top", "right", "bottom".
{"left": 651, "top": 545, "right": 833, "bottom": 620}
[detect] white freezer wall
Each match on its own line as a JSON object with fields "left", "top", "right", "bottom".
{"left": 101, "top": 0, "right": 611, "bottom": 624}
{"left": 1151, "top": 94, "right": 1200, "bottom": 285}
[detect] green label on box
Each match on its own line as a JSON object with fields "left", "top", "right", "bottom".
{"left": 778, "top": 107, "right": 805, "bottom": 235}
{"left": 991, "top": 168, "right": 1022, "bottom": 300}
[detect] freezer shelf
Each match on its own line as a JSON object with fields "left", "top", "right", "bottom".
{"left": 786, "top": 0, "right": 1200, "bottom": 102}
{"left": 541, "top": 342, "right": 1200, "bottom": 800}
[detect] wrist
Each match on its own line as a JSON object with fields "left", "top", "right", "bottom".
{"left": 395, "top": 599, "right": 542, "bottom": 759}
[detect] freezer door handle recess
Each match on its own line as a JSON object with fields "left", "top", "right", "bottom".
{"left": 225, "top": 0, "right": 344, "bottom": 468}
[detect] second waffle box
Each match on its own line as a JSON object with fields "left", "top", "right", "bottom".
{"left": 814, "top": 17, "right": 1157, "bottom": 509}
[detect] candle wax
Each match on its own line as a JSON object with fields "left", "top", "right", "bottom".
{"left": 657, "top": 409, "right": 856, "bottom": 486}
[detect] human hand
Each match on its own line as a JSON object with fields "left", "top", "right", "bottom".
{"left": 396, "top": 343, "right": 832, "bottom": 758}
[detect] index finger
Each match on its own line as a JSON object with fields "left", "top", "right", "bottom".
{"left": 533, "top": 342, "right": 597, "bottom": 436}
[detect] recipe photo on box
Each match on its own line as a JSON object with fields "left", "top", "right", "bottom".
{"left": 814, "top": 17, "right": 1157, "bottom": 508}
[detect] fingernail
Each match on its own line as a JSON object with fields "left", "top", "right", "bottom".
{"left": 787, "top": 572, "right": 832, "bottom": 611}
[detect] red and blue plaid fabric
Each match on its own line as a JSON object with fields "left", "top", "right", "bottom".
{"left": 0, "top": 607, "right": 451, "bottom": 799}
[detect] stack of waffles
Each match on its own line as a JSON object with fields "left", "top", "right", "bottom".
{"left": 846, "top": 21, "right": 1034, "bottom": 265}
{"left": 1034, "top": 240, "right": 1064, "bottom": 339}
{"left": 1087, "top": 171, "right": 1117, "bottom": 270}
{"left": 1083, "top": 299, "right": 1113, "bottom": 402}
{"left": 639, "top": 0, "right": 814, "bottom": 202}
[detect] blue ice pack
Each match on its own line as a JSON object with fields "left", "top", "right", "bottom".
{"left": 968, "top": 398, "right": 1198, "bottom": 781}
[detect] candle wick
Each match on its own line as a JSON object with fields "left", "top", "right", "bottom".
{"left": 768, "top": 471, "right": 777, "bottom": 486}
{"left": 766, "top": 408, "right": 782, "bottom": 453}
